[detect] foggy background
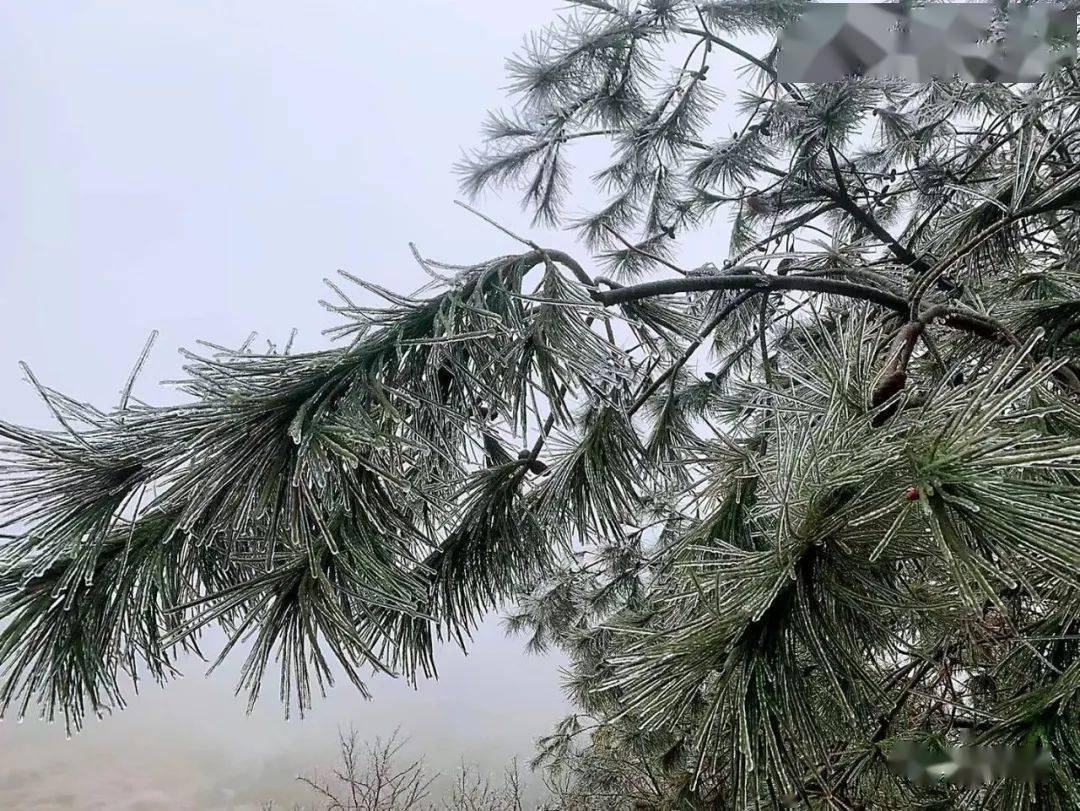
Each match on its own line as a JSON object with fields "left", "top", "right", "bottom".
{"left": 0, "top": 2, "right": 751, "bottom": 807}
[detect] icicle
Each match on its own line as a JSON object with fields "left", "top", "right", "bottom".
{"left": 119, "top": 330, "right": 159, "bottom": 414}
{"left": 288, "top": 411, "right": 306, "bottom": 445}
{"left": 310, "top": 460, "right": 329, "bottom": 491}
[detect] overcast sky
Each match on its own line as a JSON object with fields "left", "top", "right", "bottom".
{"left": 0, "top": 2, "right": 753, "bottom": 807}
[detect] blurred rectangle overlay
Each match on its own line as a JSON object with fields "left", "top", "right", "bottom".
{"left": 776, "top": 2, "right": 1077, "bottom": 82}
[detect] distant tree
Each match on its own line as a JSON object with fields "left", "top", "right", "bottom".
{"left": 4, "top": 0, "right": 1080, "bottom": 808}
{"left": 298, "top": 727, "right": 435, "bottom": 810}
{"left": 444, "top": 756, "right": 526, "bottom": 811}
{"left": 294, "top": 727, "right": 525, "bottom": 811}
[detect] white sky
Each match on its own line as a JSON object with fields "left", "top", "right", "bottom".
{"left": 0, "top": 2, "right": 753, "bottom": 807}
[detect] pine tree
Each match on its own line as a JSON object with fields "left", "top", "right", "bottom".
{"left": 4, "top": 1, "right": 1080, "bottom": 807}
